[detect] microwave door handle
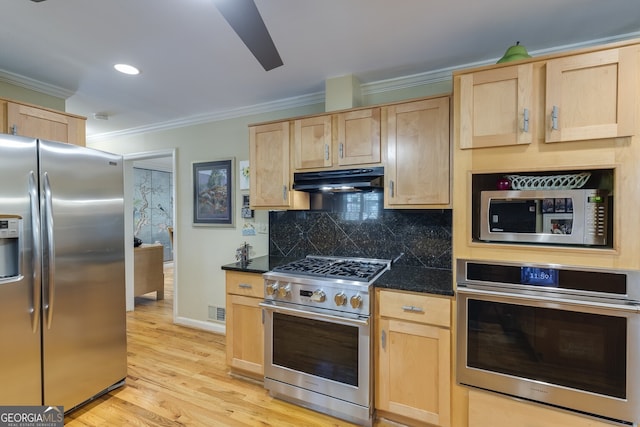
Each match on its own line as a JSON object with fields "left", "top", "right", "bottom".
{"left": 259, "top": 302, "right": 369, "bottom": 327}
{"left": 457, "top": 286, "right": 640, "bottom": 314}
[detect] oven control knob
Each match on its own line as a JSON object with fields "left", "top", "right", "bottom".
{"left": 334, "top": 292, "right": 347, "bottom": 306}
{"left": 311, "top": 290, "right": 326, "bottom": 303}
{"left": 350, "top": 294, "right": 363, "bottom": 309}
{"left": 277, "top": 284, "right": 291, "bottom": 298}
{"left": 266, "top": 282, "right": 279, "bottom": 296}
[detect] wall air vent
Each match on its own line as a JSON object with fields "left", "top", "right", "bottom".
{"left": 208, "top": 305, "right": 226, "bottom": 323}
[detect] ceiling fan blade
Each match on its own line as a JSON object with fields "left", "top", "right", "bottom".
{"left": 212, "top": 0, "right": 283, "bottom": 71}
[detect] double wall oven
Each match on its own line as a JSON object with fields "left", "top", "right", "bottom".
{"left": 260, "top": 256, "right": 390, "bottom": 426}
{"left": 456, "top": 259, "right": 640, "bottom": 425}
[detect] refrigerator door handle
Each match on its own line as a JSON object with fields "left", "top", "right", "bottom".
{"left": 43, "top": 172, "right": 56, "bottom": 329}
{"left": 28, "top": 171, "right": 41, "bottom": 333}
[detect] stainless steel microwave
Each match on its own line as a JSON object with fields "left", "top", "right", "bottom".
{"left": 480, "top": 189, "right": 609, "bottom": 246}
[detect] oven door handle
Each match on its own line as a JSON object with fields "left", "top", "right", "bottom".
{"left": 259, "top": 302, "right": 370, "bottom": 326}
{"left": 457, "top": 286, "right": 640, "bottom": 314}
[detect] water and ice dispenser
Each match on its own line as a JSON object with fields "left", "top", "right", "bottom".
{"left": 0, "top": 216, "right": 21, "bottom": 281}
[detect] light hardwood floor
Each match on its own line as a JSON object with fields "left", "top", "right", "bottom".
{"left": 64, "top": 265, "right": 361, "bottom": 427}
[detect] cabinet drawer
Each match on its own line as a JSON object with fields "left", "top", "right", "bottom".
{"left": 225, "top": 271, "right": 264, "bottom": 298}
{"left": 378, "top": 290, "right": 450, "bottom": 328}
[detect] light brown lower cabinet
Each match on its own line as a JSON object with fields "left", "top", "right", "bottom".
{"left": 468, "top": 389, "right": 615, "bottom": 427}
{"left": 225, "top": 270, "right": 264, "bottom": 379}
{"left": 375, "top": 289, "right": 451, "bottom": 427}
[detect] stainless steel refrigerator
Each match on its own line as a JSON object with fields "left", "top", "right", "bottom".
{"left": 0, "top": 134, "right": 127, "bottom": 411}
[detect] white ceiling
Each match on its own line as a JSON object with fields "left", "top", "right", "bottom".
{"left": 1, "top": 0, "right": 638, "bottom": 142}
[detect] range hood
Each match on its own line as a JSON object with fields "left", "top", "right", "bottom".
{"left": 293, "top": 167, "right": 384, "bottom": 192}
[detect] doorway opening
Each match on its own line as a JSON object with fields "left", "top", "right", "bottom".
{"left": 124, "top": 149, "right": 177, "bottom": 321}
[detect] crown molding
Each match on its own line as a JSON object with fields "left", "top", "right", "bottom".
{"left": 0, "top": 68, "right": 74, "bottom": 99}
{"left": 87, "top": 91, "right": 326, "bottom": 141}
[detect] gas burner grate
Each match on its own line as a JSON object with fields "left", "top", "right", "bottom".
{"left": 272, "top": 256, "right": 389, "bottom": 282}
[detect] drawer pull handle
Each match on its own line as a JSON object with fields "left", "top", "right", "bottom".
{"left": 239, "top": 283, "right": 252, "bottom": 289}
{"left": 401, "top": 305, "right": 424, "bottom": 313}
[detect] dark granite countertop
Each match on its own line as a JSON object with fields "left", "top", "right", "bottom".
{"left": 373, "top": 265, "right": 454, "bottom": 297}
{"left": 222, "top": 256, "right": 454, "bottom": 297}
{"left": 220, "top": 255, "right": 294, "bottom": 274}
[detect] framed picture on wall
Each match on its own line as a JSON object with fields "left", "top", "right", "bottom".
{"left": 192, "top": 158, "right": 234, "bottom": 226}
{"left": 239, "top": 160, "right": 250, "bottom": 191}
{"left": 241, "top": 194, "right": 253, "bottom": 218}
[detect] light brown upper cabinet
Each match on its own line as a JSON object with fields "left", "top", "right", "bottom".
{"left": 337, "top": 107, "right": 381, "bottom": 166}
{"left": 458, "top": 63, "right": 534, "bottom": 149}
{"left": 293, "top": 115, "right": 332, "bottom": 170}
{"left": 384, "top": 97, "right": 451, "bottom": 208}
{"left": 293, "top": 107, "right": 382, "bottom": 171}
{"left": 2, "top": 99, "right": 86, "bottom": 146}
{"left": 457, "top": 44, "right": 638, "bottom": 150}
{"left": 545, "top": 46, "right": 637, "bottom": 143}
{"left": 249, "top": 121, "right": 309, "bottom": 209}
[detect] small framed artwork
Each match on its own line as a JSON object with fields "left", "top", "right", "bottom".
{"left": 241, "top": 195, "right": 253, "bottom": 218}
{"left": 193, "top": 158, "right": 234, "bottom": 226}
{"left": 239, "top": 160, "right": 250, "bottom": 191}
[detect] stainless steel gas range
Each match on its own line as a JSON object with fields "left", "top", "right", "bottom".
{"left": 260, "top": 256, "right": 391, "bottom": 426}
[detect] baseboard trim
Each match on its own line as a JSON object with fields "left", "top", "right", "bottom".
{"left": 174, "top": 316, "right": 226, "bottom": 335}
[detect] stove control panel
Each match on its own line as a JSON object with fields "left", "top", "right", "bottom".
{"left": 263, "top": 276, "right": 371, "bottom": 315}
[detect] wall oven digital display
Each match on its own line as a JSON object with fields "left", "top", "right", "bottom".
{"left": 521, "top": 267, "right": 559, "bottom": 287}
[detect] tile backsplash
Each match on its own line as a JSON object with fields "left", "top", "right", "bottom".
{"left": 269, "top": 192, "right": 451, "bottom": 270}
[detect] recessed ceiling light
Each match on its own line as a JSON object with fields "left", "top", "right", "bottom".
{"left": 114, "top": 63, "right": 140, "bottom": 75}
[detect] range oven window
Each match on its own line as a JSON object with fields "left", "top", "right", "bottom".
{"left": 272, "top": 312, "right": 359, "bottom": 386}
{"left": 467, "top": 299, "right": 627, "bottom": 399}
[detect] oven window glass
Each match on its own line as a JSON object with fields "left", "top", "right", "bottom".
{"left": 467, "top": 299, "right": 626, "bottom": 398}
{"left": 272, "top": 313, "right": 359, "bottom": 386}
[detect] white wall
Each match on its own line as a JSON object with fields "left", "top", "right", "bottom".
{"left": 88, "top": 104, "right": 325, "bottom": 332}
